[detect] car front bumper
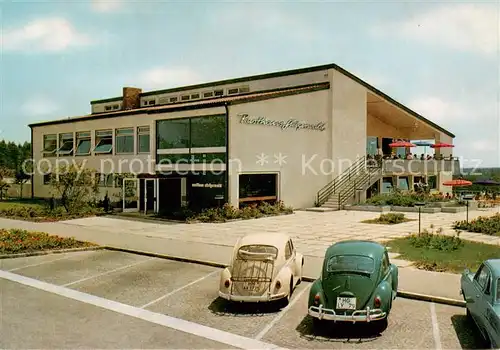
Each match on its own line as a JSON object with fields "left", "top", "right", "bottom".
{"left": 308, "top": 305, "right": 386, "bottom": 323}
{"left": 219, "top": 291, "right": 287, "bottom": 302}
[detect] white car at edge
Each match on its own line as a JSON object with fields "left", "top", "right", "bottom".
{"left": 218, "top": 232, "right": 304, "bottom": 306}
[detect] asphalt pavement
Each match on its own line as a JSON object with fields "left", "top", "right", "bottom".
{"left": 0, "top": 249, "right": 487, "bottom": 349}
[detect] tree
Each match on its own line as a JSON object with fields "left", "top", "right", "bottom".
{"left": 49, "top": 163, "right": 99, "bottom": 213}
{"left": 15, "top": 171, "right": 31, "bottom": 199}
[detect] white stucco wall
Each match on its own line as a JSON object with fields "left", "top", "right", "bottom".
{"left": 329, "top": 69, "right": 367, "bottom": 177}
{"left": 227, "top": 89, "right": 331, "bottom": 209}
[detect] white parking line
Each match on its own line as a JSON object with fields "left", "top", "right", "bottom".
{"left": 140, "top": 270, "right": 219, "bottom": 309}
{"left": 255, "top": 284, "right": 310, "bottom": 340}
{"left": 430, "top": 302, "right": 442, "bottom": 350}
{"left": 0, "top": 270, "right": 287, "bottom": 350}
{"left": 6, "top": 254, "right": 80, "bottom": 272}
{"left": 62, "top": 258, "right": 154, "bottom": 287}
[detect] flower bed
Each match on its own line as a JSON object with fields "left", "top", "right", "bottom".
{"left": 0, "top": 228, "right": 95, "bottom": 255}
{"left": 185, "top": 202, "right": 294, "bottom": 223}
{"left": 453, "top": 213, "right": 500, "bottom": 235}
{"left": 0, "top": 200, "right": 104, "bottom": 222}
{"left": 362, "top": 213, "right": 415, "bottom": 225}
{"left": 365, "top": 191, "right": 450, "bottom": 207}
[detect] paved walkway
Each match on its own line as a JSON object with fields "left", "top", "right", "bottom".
{"left": 1, "top": 206, "right": 499, "bottom": 301}
{"left": 63, "top": 207, "right": 500, "bottom": 257}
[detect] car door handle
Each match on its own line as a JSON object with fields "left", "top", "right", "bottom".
{"left": 476, "top": 294, "right": 480, "bottom": 298}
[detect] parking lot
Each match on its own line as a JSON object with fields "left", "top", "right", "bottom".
{"left": 0, "top": 249, "right": 487, "bottom": 349}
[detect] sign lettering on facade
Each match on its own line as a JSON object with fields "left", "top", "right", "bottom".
{"left": 192, "top": 183, "right": 223, "bottom": 188}
{"left": 238, "top": 113, "right": 326, "bottom": 131}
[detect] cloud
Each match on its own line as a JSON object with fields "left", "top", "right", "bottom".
{"left": 0, "top": 17, "right": 93, "bottom": 52}
{"left": 408, "top": 96, "right": 466, "bottom": 127}
{"left": 21, "top": 96, "right": 59, "bottom": 117}
{"left": 371, "top": 3, "right": 500, "bottom": 55}
{"left": 91, "top": 0, "right": 123, "bottom": 12}
{"left": 137, "top": 67, "right": 202, "bottom": 91}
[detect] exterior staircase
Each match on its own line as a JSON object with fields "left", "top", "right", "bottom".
{"left": 315, "top": 156, "right": 382, "bottom": 210}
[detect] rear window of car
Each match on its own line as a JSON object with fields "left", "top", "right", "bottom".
{"left": 237, "top": 245, "right": 278, "bottom": 260}
{"left": 326, "top": 255, "right": 375, "bottom": 274}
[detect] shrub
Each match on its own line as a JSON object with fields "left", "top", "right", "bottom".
{"left": 0, "top": 228, "right": 95, "bottom": 254}
{"left": 188, "top": 201, "right": 293, "bottom": 223}
{"left": 407, "top": 227, "right": 463, "bottom": 252}
{"left": 378, "top": 213, "right": 407, "bottom": 224}
{"left": 0, "top": 201, "right": 103, "bottom": 222}
{"left": 365, "top": 190, "right": 450, "bottom": 207}
{"left": 453, "top": 214, "right": 500, "bottom": 235}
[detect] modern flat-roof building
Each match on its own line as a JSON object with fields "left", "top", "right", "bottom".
{"left": 29, "top": 63, "right": 459, "bottom": 213}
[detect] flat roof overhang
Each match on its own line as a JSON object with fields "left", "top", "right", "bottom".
{"left": 367, "top": 91, "right": 454, "bottom": 140}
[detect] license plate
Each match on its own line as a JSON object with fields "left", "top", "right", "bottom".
{"left": 336, "top": 297, "right": 356, "bottom": 310}
{"left": 243, "top": 282, "right": 258, "bottom": 291}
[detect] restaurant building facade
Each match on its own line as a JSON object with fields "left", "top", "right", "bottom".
{"left": 29, "top": 63, "right": 458, "bottom": 213}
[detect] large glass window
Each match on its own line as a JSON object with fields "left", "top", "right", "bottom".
{"left": 190, "top": 115, "right": 226, "bottom": 148}
{"left": 57, "top": 133, "right": 74, "bottom": 156}
{"left": 115, "top": 128, "right": 134, "bottom": 154}
{"left": 366, "top": 136, "right": 378, "bottom": 156}
{"left": 239, "top": 173, "right": 277, "bottom": 203}
{"left": 428, "top": 175, "right": 437, "bottom": 189}
{"left": 75, "top": 132, "right": 91, "bottom": 155}
{"left": 157, "top": 119, "right": 189, "bottom": 149}
{"left": 137, "top": 126, "right": 150, "bottom": 153}
{"left": 381, "top": 177, "right": 393, "bottom": 193}
{"left": 398, "top": 176, "right": 409, "bottom": 191}
{"left": 43, "top": 134, "right": 57, "bottom": 156}
{"left": 94, "top": 130, "right": 113, "bottom": 154}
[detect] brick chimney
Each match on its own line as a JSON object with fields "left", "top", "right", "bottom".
{"left": 122, "top": 87, "right": 142, "bottom": 110}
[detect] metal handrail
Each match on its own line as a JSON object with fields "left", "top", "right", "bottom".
{"left": 316, "top": 156, "right": 369, "bottom": 206}
{"left": 316, "top": 156, "right": 382, "bottom": 206}
{"left": 336, "top": 167, "right": 382, "bottom": 209}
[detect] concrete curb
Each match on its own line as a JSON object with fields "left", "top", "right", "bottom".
{"left": 103, "top": 246, "right": 467, "bottom": 308}
{"left": 104, "top": 246, "right": 227, "bottom": 269}
{"left": 0, "top": 246, "right": 104, "bottom": 259}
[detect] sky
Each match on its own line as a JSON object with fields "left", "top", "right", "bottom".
{"left": 1, "top": 0, "right": 499, "bottom": 168}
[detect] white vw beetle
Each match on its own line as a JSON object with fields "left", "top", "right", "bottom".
{"left": 219, "top": 232, "right": 304, "bottom": 305}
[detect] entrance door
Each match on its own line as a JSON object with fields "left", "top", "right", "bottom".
{"left": 122, "top": 178, "right": 139, "bottom": 212}
{"left": 158, "top": 178, "right": 182, "bottom": 215}
{"left": 144, "top": 179, "right": 157, "bottom": 214}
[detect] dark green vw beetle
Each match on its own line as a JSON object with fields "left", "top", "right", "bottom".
{"left": 308, "top": 240, "right": 398, "bottom": 329}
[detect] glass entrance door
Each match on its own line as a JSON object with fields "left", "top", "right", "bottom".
{"left": 122, "top": 178, "right": 139, "bottom": 212}
{"left": 144, "top": 178, "right": 157, "bottom": 214}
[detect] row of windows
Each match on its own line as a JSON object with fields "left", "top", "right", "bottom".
{"left": 42, "top": 126, "right": 150, "bottom": 156}
{"left": 143, "top": 85, "right": 250, "bottom": 107}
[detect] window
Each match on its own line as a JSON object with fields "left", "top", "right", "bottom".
{"left": 228, "top": 88, "right": 239, "bottom": 95}
{"left": 214, "top": 89, "right": 223, "bottom": 97}
{"left": 237, "top": 245, "right": 278, "bottom": 260}
{"left": 239, "top": 86, "right": 250, "bottom": 93}
{"left": 57, "top": 133, "right": 74, "bottom": 156}
{"left": 105, "top": 106, "right": 112, "bottom": 111}
{"left": 398, "top": 176, "right": 409, "bottom": 191}
{"left": 75, "top": 131, "right": 91, "bottom": 155}
{"left": 190, "top": 115, "right": 226, "bottom": 148}
{"left": 382, "top": 252, "right": 390, "bottom": 275}
{"left": 181, "top": 95, "right": 190, "bottom": 101}
{"left": 382, "top": 177, "right": 393, "bottom": 193}
{"left": 169, "top": 96, "right": 178, "bottom": 103}
{"left": 428, "top": 175, "right": 437, "bottom": 189}
{"left": 115, "top": 128, "right": 134, "bottom": 154}
{"left": 156, "top": 119, "right": 190, "bottom": 149}
{"left": 43, "top": 173, "right": 52, "bottom": 185}
{"left": 239, "top": 173, "right": 277, "bottom": 203}
{"left": 95, "top": 173, "right": 105, "bottom": 187}
{"left": 285, "top": 241, "right": 292, "bottom": 260}
{"left": 191, "top": 93, "right": 200, "bottom": 99}
{"left": 137, "top": 126, "right": 150, "bottom": 153}
{"left": 148, "top": 100, "right": 155, "bottom": 105}
{"left": 43, "top": 134, "right": 57, "bottom": 156}
{"left": 203, "top": 91, "right": 213, "bottom": 98}
{"left": 326, "top": 255, "right": 375, "bottom": 274}
{"left": 475, "top": 264, "right": 490, "bottom": 290}
{"left": 366, "top": 136, "right": 378, "bottom": 156}
{"left": 112, "top": 104, "right": 119, "bottom": 110}
{"left": 94, "top": 130, "right": 113, "bottom": 154}
{"left": 105, "top": 174, "right": 114, "bottom": 187}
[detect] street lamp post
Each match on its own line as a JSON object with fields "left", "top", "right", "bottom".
{"left": 415, "top": 202, "right": 426, "bottom": 233}
{"left": 463, "top": 194, "right": 474, "bottom": 223}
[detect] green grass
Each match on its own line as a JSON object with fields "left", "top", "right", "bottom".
{"left": 0, "top": 200, "right": 44, "bottom": 210}
{"left": 362, "top": 213, "right": 416, "bottom": 225}
{"left": 387, "top": 235, "right": 500, "bottom": 273}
